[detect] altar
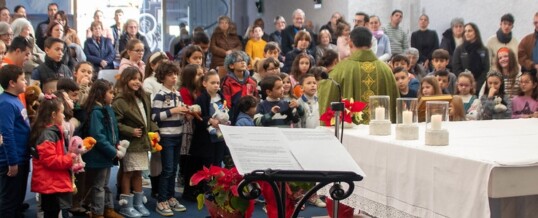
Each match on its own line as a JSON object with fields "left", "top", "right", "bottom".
{"left": 323, "top": 119, "right": 538, "bottom": 218}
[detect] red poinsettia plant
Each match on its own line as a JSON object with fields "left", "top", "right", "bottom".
{"left": 190, "top": 165, "right": 255, "bottom": 217}
{"left": 320, "top": 98, "right": 368, "bottom": 126}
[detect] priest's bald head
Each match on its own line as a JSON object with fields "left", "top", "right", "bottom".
{"left": 350, "top": 27, "right": 372, "bottom": 52}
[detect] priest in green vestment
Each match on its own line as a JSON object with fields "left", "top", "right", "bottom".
{"left": 318, "top": 27, "right": 399, "bottom": 124}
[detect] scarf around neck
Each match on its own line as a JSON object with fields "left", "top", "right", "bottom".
{"left": 373, "top": 30, "right": 384, "bottom": 40}
{"left": 496, "top": 29, "right": 512, "bottom": 44}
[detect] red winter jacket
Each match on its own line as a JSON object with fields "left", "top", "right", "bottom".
{"left": 31, "top": 124, "right": 74, "bottom": 194}
{"left": 221, "top": 71, "right": 258, "bottom": 110}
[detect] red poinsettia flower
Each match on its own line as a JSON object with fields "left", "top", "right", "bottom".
{"left": 190, "top": 165, "right": 225, "bottom": 186}
{"left": 320, "top": 98, "right": 367, "bottom": 126}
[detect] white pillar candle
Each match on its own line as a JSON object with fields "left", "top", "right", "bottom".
{"left": 375, "top": 107, "right": 385, "bottom": 121}
{"left": 430, "top": 114, "right": 443, "bottom": 130}
{"left": 402, "top": 110, "right": 413, "bottom": 125}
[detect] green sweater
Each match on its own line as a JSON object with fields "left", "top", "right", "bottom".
{"left": 318, "top": 49, "right": 400, "bottom": 124}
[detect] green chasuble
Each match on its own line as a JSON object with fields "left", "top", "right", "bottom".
{"left": 318, "top": 49, "right": 400, "bottom": 124}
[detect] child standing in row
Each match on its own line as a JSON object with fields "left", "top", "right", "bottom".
{"left": 112, "top": 67, "right": 158, "bottom": 217}
{"left": 151, "top": 62, "right": 189, "bottom": 216}
{"left": 82, "top": 79, "right": 123, "bottom": 218}
{"left": 255, "top": 75, "right": 304, "bottom": 127}
{"left": 297, "top": 74, "right": 320, "bottom": 128}
{"left": 0, "top": 65, "right": 31, "bottom": 217}
{"left": 232, "top": 95, "right": 258, "bottom": 126}
{"left": 511, "top": 71, "right": 538, "bottom": 118}
{"left": 480, "top": 71, "right": 512, "bottom": 120}
{"left": 184, "top": 71, "right": 228, "bottom": 201}
{"left": 30, "top": 95, "right": 74, "bottom": 218}
{"left": 455, "top": 72, "right": 481, "bottom": 120}
{"left": 222, "top": 51, "right": 258, "bottom": 113}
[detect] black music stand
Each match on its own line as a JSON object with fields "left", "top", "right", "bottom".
{"left": 237, "top": 169, "right": 362, "bottom": 218}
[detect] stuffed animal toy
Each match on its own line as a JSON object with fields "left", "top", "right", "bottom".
{"left": 116, "top": 140, "right": 130, "bottom": 159}
{"left": 25, "top": 85, "right": 43, "bottom": 124}
{"left": 148, "top": 132, "right": 162, "bottom": 153}
{"left": 187, "top": 104, "right": 203, "bottom": 121}
{"left": 68, "top": 136, "right": 97, "bottom": 173}
{"left": 493, "top": 96, "right": 507, "bottom": 113}
{"left": 208, "top": 101, "right": 230, "bottom": 138}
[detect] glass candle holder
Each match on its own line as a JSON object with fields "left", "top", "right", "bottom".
{"left": 369, "top": 95, "right": 390, "bottom": 122}
{"left": 369, "top": 95, "right": 391, "bottom": 135}
{"left": 396, "top": 98, "right": 418, "bottom": 140}
{"left": 396, "top": 98, "right": 418, "bottom": 125}
{"left": 426, "top": 101, "right": 449, "bottom": 130}
{"left": 425, "top": 101, "right": 449, "bottom": 146}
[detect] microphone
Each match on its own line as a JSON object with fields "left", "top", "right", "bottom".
{"left": 321, "top": 72, "right": 345, "bottom": 142}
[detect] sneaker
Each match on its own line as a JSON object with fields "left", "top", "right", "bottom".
{"left": 156, "top": 201, "right": 173, "bottom": 216}
{"left": 168, "top": 198, "right": 187, "bottom": 212}
{"left": 308, "top": 197, "right": 326, "bottom": 208}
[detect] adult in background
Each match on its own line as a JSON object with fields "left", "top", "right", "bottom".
{"left": 269, "top": 16, "right": 286, "bottom": 47}
{"left": 383, "top": 9, "right": 408, "bottom": 55}
{"left": 46, "top": 21, "right": 77, "bottom": 70}
{"left": 176, "top": 31, "right": 210, "bottom": 67}
{"left": 111, "top": 9, "right": 124, "bottom": 47}
{"left": 404, "top": 48, "right": 427, "bottom": 80}
{"left": 13, "top": 5, "right": 26, "bottom": 18}
{"left": 315, "top": 29, "right": 337, "bottom": 63}
{"left": 281, "top": 9, "right": 317, "bottom": 55}
{"left": 486, "top": 13, "right": 519, "bottom": 69}
{"left": 55, "top": 11, "right": 86, "bottom": 63}
{"left": 440, "top": 17, "right": 465, "bottom": 60}
{"left": 518, "top": 12, "right": 538, "bottom": 72}
{"left": 84, "top": 21, "right": 116, "bottom": 71}
{"left": 86, "top": 10, "right": 114, "bottom": 43}
{"left": 119, "top": 19, "right": 152, "bottom": 62}
{"left": 354, "top": 12, "right": 378, "bottom": 59}
{"left": 411, "top": 14, "right": 439, "bottom": 68}
{"left": 10, "top": 18, "right": 46, "bottom": 76}
{"left": 452, "top": 23, "right": 489, "bottom": 91}
{"left": 36, "top": 3, "right": 58, "bottom": 50}
{"left": 369, "top": 15, "right": 391, "bottom": 62}
{"left": 320, "top": 12, "right": 342, "bottom": 45}
{"left": 318, "top": 27, "right": 399, "bottom": 124}
{"left": 209, "top": 16, "right": 242, "bottom": 76}
{"left": 0, "top": 7, "right": 11, "bottom": 23}
{"left": 0, "top": 21, "right": 13, "bottom": 46}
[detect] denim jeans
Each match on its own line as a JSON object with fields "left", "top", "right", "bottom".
{"left": 158, "top": 136, "right": 181, "bottom": 202}
{"left": 0, "top": 162, "right": 30, "bottom": 218}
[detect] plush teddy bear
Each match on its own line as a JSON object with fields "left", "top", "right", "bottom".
{"left": 493, "top": 96, "right": 507, "bottom": 113}
{"left": 208, "top": 101, "right": 230, "bottom": 139}
{"left": 116, "top": 140, "right": 130, "bottom": 159}
{"left": 148, "top": 132, "right": 162, "bottom": 153}
{"left": 25, "top": 85, "right": 43, "bottom": 124}
{"left": 68, "top": 136, "right": 97, "bottom": 173}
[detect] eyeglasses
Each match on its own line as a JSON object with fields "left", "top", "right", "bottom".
{"left": 1, "top": 33, "right": 14, "bottom": 38}
{"left": 132, "top": 49, "right": 144, "bottom": 53}
{"left": 235, "top": 59, "right": 246, "bottom": 63}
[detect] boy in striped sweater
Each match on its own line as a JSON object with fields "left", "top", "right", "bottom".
{"left": 150, "top": 62, "right": 191, "bottom": 216}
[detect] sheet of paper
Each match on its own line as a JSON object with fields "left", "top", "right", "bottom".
{"left": 282, "top": 128, "right": 365, "bottom": 177}
{"left": 219, "top": 125, "right": 301, "bottom": 174}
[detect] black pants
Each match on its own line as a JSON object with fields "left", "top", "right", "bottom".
{"left": 0, "top": 162, "right": 30, "bottom": 218}
{"left": 41, "top": 193, "right": 61, "bottom": 218}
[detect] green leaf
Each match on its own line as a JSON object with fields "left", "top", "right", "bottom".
{"left": 230, "top": 196, "right": 249, "bottom": 213}
{"left": 196, "top": 194, "right": 205, "bottom": 210}
{"left": 214, "top": 192, "right": 227, "bottom": 206}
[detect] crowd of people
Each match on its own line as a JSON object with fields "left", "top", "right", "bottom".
{"left": 1, "top": 3, "right": 538, "bottom": 218}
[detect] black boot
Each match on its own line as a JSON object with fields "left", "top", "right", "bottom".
{"left": 150, "top": 175, "right": 160, "bottom": 199}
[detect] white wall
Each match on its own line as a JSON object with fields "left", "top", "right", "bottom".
{"left": 243, "top": 0, "right": 536, "bottom": 43}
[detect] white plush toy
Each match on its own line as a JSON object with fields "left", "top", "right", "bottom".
{"left": 208, "top": 101, "right": 230, "bottom": 138}
{"left": 493, "top": 96, "right": 507, "bottom": 113}
{"left": 116, "top": 140, "right": 130, "bottom": 159}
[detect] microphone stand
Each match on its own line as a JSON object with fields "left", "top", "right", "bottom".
{"left": 329, "top": 79, "right": 344, "bottom": 217}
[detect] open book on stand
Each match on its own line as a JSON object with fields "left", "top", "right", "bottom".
{"left": 219, "top": 125, "right": 365, "bottom": 178}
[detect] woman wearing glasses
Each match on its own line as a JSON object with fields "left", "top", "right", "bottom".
{"left": 119, "top": 19, "right": 151, "bottom": 63}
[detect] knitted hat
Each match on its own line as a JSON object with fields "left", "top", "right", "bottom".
{"left": 0, "top": 22, "right": 10, "bottom": 35}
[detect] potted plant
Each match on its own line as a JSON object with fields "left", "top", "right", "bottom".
{"left": 320, "top": 98, "right": 368, "bottom": 127}
{"left": 190, "top": 165, "right": 255, "bottom": 218}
